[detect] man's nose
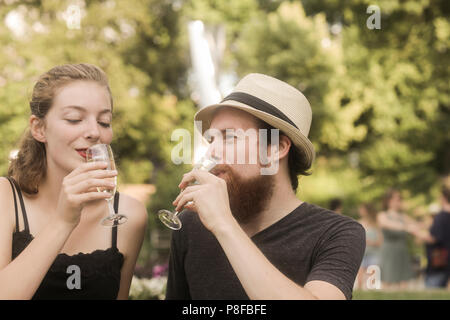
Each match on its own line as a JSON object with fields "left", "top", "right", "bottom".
{"left": 205, "top": 138, "right": 225, "bottom": 163}
{"left": 204, "top": 143, "right": 215, "bottom": 160}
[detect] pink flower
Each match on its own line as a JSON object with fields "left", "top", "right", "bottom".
{"left": 152, "top": 263, "right": 168, "bottom": 278}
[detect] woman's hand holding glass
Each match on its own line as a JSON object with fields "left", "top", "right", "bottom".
{"left": 56, "top": 161, "right": 118, "bottom": 228}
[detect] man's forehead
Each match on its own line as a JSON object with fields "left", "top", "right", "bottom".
{"left": 210, "top": 107, "right": 260, "bottom": 130}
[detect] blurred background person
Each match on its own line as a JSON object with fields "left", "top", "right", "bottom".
{"left": 410, "top": 177, "right": 450, "bottom": 289}
{"left": 377, "top": 188, "right": 417, "bottom": 290}
{"left": 356, "top": 203, "right": 383, "bottom": 290}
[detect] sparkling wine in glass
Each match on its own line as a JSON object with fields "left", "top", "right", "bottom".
{"left": 86, "top": 144, "right": 128, "bottom": 226}
{"left": 158, "top": 156, "right": 219, "bottom": 230}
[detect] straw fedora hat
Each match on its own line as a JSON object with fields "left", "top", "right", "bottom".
{"left": 194, "top": 73, "right": 315, "bottom": 168}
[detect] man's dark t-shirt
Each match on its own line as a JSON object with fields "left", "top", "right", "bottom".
{"left": 426, "top": 210, "right": 450, "bottom": 274}
{"left": 165, "top": 202, "right": 366, "bottom": 300}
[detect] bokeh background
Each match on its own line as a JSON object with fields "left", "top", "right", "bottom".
{"left": 0, "top": 0, "right": 449, "bottom": 299}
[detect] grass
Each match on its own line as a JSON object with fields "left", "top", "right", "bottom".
{"left": 353, "top": 290, "right": 450, "bottom": 300}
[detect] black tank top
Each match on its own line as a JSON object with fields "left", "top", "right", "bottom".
{"left": 7, "top": 177, "right": 125, "bottom": 300}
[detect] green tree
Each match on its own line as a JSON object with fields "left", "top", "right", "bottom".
{"left": 233, "top": 0, "right": 450, "bottom": 210}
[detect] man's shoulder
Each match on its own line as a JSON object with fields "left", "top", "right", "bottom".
{"left": 300, "top": 202, "right": 365, "bottom": 237}
{"left": 302, "top": 202, "right": 361, "bottom": 224}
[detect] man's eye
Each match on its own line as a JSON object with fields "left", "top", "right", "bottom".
{"left": 225, "top": 135, "right": 237, "bottom": 142}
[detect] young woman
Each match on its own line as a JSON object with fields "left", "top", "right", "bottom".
{"left": 0, "top": 63, "right": 148, "bottom": 299}
{"left": 377, "top": 189, "right": 417, "bottom": 290}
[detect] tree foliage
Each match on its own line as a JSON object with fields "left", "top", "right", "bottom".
{"left": 232, "top": 0, "right": 449, "bottom": 210}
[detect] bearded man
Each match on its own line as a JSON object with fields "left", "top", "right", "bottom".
{"left": 165, "top": 74, "right": 365, "bottom": 300}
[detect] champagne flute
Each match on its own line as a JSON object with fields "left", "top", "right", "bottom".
{"left": 158, "top": 155, "right": 219, "bottom": 230}
{"left": 86, "top": 144, "right": 128, "bottom": 226}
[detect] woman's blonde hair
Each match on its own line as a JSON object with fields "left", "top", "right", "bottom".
{"left": 8, "top": 63, "right": 113, "bottom": 194}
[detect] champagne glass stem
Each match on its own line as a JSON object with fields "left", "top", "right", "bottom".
{"left": 107, "top": 197, "right": 115, "bottom": 219}
{"left": 175, "top": 199, "right": 194, "bottom": 216}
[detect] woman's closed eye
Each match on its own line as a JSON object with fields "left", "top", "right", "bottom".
{"left": 98, "top": 121, "right": 111, "bottom": 128}
{"left": 65, "top": 119, "right": 110, "bottom": 128}
{"left": 65, "top": 119, "right": 81, "bottom": 124}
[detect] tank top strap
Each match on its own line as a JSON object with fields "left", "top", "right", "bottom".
{"left": 6, "top": 177, "right": 30, "bottom": 234}
{"left": 111, "top": 192, "right": 120, "bottom": 249}
{"left": 6, "top": 177, "right": 20, "bottom": 233}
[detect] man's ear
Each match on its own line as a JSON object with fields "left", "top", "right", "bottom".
{"left": 277, "top": 135, "right": 291, "bottom": 161}
{"left": 30, "top": 115, "right": 47, "bottom": 143}
{"left": 259, "top": 133, "right": 291, "bottom": 176}
{"left": 265, "top": 134, "right": 291, "bottom": 162}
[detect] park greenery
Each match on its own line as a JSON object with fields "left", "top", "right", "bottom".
{"left": 0, "top": 0, "right": 448, "bottom": 269}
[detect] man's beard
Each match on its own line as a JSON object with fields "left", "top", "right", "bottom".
{"left": 213, "top": 165, "right": 275, "bottom": 224}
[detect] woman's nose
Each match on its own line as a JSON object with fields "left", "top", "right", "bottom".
{"left": 84, "top": 119, "right": 100, "bottom": 140}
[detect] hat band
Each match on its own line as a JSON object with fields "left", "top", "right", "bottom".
{"left": 221, "top": 92, "right": 298, "bottom": 129}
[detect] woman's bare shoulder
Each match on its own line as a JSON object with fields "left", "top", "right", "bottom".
{"left": 115, "top": 193, "right": 148, "bottom": 257}
{"left": 0, "top": 177, "right": 14, "bottom": 210}
{"left": 0, "top": 176, "right": 12, "bottom": 190}
{"left": 117, "top": 193, "right": 148, "bottom": 229}
{"left": 0, "top": 177, "right": 15, "bottom": 234}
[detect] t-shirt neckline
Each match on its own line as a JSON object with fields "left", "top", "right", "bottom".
{"left": 250, "top": 201, "right": 309, "bottom": 240}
